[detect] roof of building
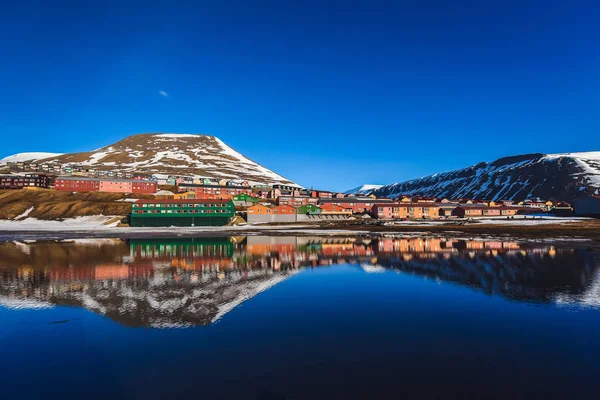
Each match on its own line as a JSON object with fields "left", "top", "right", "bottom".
{"left": 0, "top": 174, "right": 46, "bottom": 179}
{"left": 372, "top": 203, "right": 443, "bottom": 208}
{"left": 56, "top": 176, "right": 155, "bottom": 184}
{"left": 153, "top": 190, "right": 174, "bottom": 196}
{"left": 318, "top": 198, "right": 391, "bottom": 203}
{"left": 179, "top": 183, "right": 250, "bottom": 189}
{"left": 273, "top": 204, "right": 297, "bottom": 210}
{"left": 135, "top": 199, "right": 232, "bottom": 204}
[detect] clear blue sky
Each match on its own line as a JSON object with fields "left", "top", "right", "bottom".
{"left": 1, "top": 1, "right": 599, "bottom": 191}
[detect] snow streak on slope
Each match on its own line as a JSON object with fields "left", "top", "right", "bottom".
{"left": 545, "top": 152, "right": 600, "bottom": 187}
{"left": 344, "top": 184, "right": 383, "bottom": 195}
{"left": 373, "top": 152, "right": 600, "bottom": 202}
{"left": 0, "top": 152, "right": 64, "bottom": 163}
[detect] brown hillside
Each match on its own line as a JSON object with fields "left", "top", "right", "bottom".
{"left": 0, "top": 190, "right": 153, "bottom": 220}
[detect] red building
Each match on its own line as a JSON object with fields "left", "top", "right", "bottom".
{"left": 0, "top": 174, "right": 50, "bottom": 189}
{"left": 320, "top": 203, "right": 353, "bottom": 214}
{"left": 131, "top": 181, "right": 157, "bottom": 194}
{"left": 54, "top": 176, "right": 156, "bottom": 193}
{"left": 55, "top": 177, "right": 99, "bottom": 192}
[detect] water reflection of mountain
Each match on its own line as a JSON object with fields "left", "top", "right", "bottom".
{"left": 374, "top": 239, "right": 599, "bottom": 304}
{"left": 0, "top": 236, "right": 598, "bottom": 328}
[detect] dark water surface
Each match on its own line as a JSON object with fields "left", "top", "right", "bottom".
{"left": 1, "top": 236, "right": 599, "bottom": 399}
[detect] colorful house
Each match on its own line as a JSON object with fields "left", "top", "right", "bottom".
{"left": 277, "top": 195, "right": 318, "bottom": 207}
{"left": 179, "top": 183, "right": 252, "bottom": 199}
{"left": 232, "top": 193, "right": 259, "bottom": 206}
{"left": 174, "top": 191, "right": 196, "bottom": 200}
{"left": 296, "top": 204, "right": 322, "bottom": 215}
{"left": 246, "top": 203, "right": 297, "bottom": 224}
{"left": 371, "top": 203, "right": 441, "bottom": 219}
{"left": 318, "top": 197, "right": 392, "bottom": 213}
{"left": 320, "top": 203, "right": 352, "bottom": 215}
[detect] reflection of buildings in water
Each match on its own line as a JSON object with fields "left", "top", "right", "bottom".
{"left": 374, "top": 237, "right": 524, "bottom": 255}
{"left": 375, "top": 247, "right": 599, "bottom": 305}
{"left": 1, "top": 237, "right": 598, "bottom": 327}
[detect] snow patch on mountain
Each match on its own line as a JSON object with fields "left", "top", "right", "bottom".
{"left": 373, "top": 152, "right": 600, "bottom": 202}
{"left": 1, "top": 133, "right": 296, "bottom": 186}
{"left": 545, "top": 152, "right": 600, "bottom": 186}
{"left": 0, "top": 152, "right": 64, "bottom": 164}
{"left": 344, "top": 184, "right": 383, "bottom": 195}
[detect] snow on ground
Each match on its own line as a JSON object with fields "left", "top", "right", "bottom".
{"left": 0, "top": 216, "right": 593, "bottom": 234}
{"left": 116, "top": 198, "right": 141, "bottom": 202}
{"left": 0, "top": 152, "right": 64, "bottom": 164}
{"left": 14, "top": 206, "right": 34, "bottom": 220}
{"left": 0, "top": 216, "right": 121, "bottom": 230}
{"left": 384, "top": 216, "right": 592, "bottom": 226}
{"left": 154, "top": 133, "right": 201, "bottom": 138}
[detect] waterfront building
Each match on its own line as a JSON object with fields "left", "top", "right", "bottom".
{"left": 130, "top": 199, "right": 235, "bottom": 227}
{"left": 371, "top": 203, "right": 441, "bottom": 219}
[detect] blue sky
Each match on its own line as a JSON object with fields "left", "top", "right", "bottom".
{"left": 1, "top": 1, "right": 599, "bottom": 191}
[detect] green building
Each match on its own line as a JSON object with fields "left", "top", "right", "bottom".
{"left": 296, "top": 204, "right": 322, "bottom": 215}
{"left": 232, "top": 193, "right": 259, "bottom": 203}
{"left": 130, "top": 199, "right": 235, "bottom": 227}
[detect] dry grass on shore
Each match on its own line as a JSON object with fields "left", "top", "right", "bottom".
{"left": 0, "top": 189, "right": 153, "bottom": 220}
{"left": 312, "top": 219, "right": 600, "bottom": 239}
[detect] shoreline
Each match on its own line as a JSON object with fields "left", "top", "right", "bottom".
{"left": 1, "top": 217, "right": 599, "bottom": 243}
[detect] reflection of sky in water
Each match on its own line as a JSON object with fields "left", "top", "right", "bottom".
{"left": 1, "top": 236, "right": 600, "bottom": 399}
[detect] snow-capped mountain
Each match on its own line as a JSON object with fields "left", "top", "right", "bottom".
{"left": 344, "top": 184, "right": 383, "bottom": 195}
{"left": 0, "top": 133, "right": 296, "bottom": 186}
{"left": 0, "top": 152, "right": 64, "bottom": 163}
{"left": 372, "top": 152, "right": 600, "bottom": 202}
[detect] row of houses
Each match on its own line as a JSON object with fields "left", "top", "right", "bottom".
{"left": 0, "top": 174, "right": 50, "bottom": 189}
{"left": 244, "top": 201, "right": 538, "bottom": 223}
{"left": 370, "top": 203, "right": 532, "bottom": 219}
{"left": 388, "top": 195, "right": 571, "bottom": 211}
{"left": 7, "top": 160, "right": 255, "bottom": 187}
{"left": 7, "top": 161, "right": 157, "bottom": 180}
{"left": 55, "top": 176, "right": 157, "bottom": 194}
{"left": 246, "top": 203, "right": 352, "bottom": 223}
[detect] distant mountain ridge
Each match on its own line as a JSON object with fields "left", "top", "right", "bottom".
{"left": 0, "top": 133, "right": 296, "bottom": 186}
{"left": 372, "top": 152, "right": 600, "bottom": 202}
{"left": 344, "top": 184, "right": 383, "bottom": 195}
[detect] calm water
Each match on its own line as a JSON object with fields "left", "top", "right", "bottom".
{"left": 1, "top": 235, "right": 599, "bottom": 399}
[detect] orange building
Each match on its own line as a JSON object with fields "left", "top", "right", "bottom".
{"left": 320, "top": 203, "right": 353, "bottom": 215}
{"left": 371, "top": 203, "right": 441, "bottom": 219}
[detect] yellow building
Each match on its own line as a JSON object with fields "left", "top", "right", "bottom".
{"left": 174, "top": 191, "right": 196, "bottom": 200}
